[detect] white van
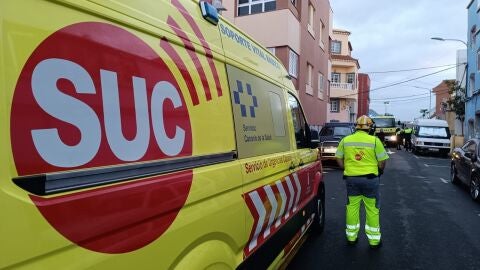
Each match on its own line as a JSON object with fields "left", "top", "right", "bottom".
{"left": 412, "top": 119, "right": 451, "bottom": 156}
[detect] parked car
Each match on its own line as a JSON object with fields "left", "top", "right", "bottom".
{"left": 451, "top": 139, "right": 480, "bottom": 201}
{"left": 318, "top": 122, "right": 355, "bottom": 161}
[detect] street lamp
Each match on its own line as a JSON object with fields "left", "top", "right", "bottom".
{"left": 412, "top": 86, "right": 432, "bottom": 118}
{"left": 384, "top": 101, "right": 389, "bottom": 114}
{"left": 431, "top": 37, "right": 467, "bottom": 47}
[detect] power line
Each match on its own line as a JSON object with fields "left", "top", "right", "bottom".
{"left": 370, "top": 95, "right": 430, "bottom": 103}
{"left": 371, "top": 92, "right": 430, "bottom": 101}
{"left": 336, "top": 65, "right": 458, "bottom": 99}
{"left": 364, "top": 63, "right": 460, "bottom": 74}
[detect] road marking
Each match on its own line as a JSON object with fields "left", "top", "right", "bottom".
{"left": 386, "top": 150, "right": 395, "bottom": 154}
{"left": 424, "top": 163, "right": 449, "bottom": 168}
{"left": 380, "top": 183, "right": 385, "bottom": 186}
{"left": 414, "top": 155, "right": 419, "bottom": 159}
{"left": 412, "top": 176, "right": 427, "bottom": 179}
{"left": 440, "top": 178, "right": 449, "bottom": 184}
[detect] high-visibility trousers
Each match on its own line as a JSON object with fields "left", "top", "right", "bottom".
{"left": 345, "top": 176, "right": 381, "bottom": 246}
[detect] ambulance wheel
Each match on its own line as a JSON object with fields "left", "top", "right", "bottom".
{"left": 312, "top": 186, "right": 325, "bottom": 234}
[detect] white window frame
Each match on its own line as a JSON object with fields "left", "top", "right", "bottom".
{"left": 331, "top": 40, "right": 341, "bottom": 54}
{"left": 238, "top": 0, "right": 276, "bottom": 16}
{"left": 307, "top": 3, "right": 315, "bottom": 37}
{"left": 330, "top": 99, "right": 339, "bottom": 112}
{"left": 267, "top": 47, "right": 276, "bottom": 55}
{"left": 289, "top": 49, "right": 298, "bottom": 78}
{"left": 346, "top": 73, "right": 355, "bottom": 84}
{"left": 306, "top": 64, "right": 313, "bottom": 95}
{"left": 319, "top": 20, "right": 325, "bottom": 49}
{"left": 318, "top": 72, "right": 324, "bottom": 99}
{"left": 331, "top": 72, "right": 340, "bottom": 83}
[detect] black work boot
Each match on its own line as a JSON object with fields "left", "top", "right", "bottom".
{"left": 369, "top": 241, "right": 382, "bottom": 249}
{"left": 347, "top": 238, "right": 358, "bottom": 246}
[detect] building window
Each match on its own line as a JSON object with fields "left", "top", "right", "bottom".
{"left": 331, "top": 72, "right": 340, "bottom": 83}
{"left": 319, "top": 20, "right": 325, "bottom": 48}
{"left": 318, "top": 73, "right": 324, "bottom": 99}
{"left": 267, "top": 47, "right": 276, "bottom": 55}
{"left": 477, "top": 50, "right": 480, "bottom": 72}
{"left": 238, "top": 0, "right": 276, "bottom": 16}
{"left": 471, "top": 25, "right": 477, "bottom": 48}
{"left": 306, "top": 64, "right": 313, "bottom": 95}
{"left": 289, "top": 49, "right": 298, "bottom": 78}
{"left": 291, "top": 0, "right": 296, "bottom": 6}
{"left": 470, "top": 73, "right": 475, "bottom": 96}
{"left": 347, "top": 73, "right": 355, "bottom": 84}
{"left": 330, "top": 99, "right": 339, "bottom": 112}
{"left": 307, "top": 3, "right": 314, "bottom": 36}
{"left": 331, "top": 40, "right": 341, "bottom": 54}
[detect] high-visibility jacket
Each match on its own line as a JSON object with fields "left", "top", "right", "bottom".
{"left": 404, "top": 128, "right": 413, "bottom": 134}
{"left": 335, "top": 130, "right": 389, "bottom": 176}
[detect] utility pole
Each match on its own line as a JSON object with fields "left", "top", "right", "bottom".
{"left": 384, "top": 101, "right": 389, "bottom": 114}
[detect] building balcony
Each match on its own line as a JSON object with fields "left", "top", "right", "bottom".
{"left": 331, "top": 82, "right": 353, "bottom": 90}
{"left": 330, "top": 82, "right": 358, "bottom": 99}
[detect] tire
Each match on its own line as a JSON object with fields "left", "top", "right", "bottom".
{"left": 311, "top": 186, "right": 325, "bottom": 234}
{"left": 470, "top": 175, "right": 480, "bottom": 201}
{"left": 450, "top": 164, "right": 460, "bottom": 185}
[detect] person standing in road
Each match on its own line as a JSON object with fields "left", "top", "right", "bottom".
{"left": 403, "top": 127, "right": 413, "bottom": 151}
{"left": 335, "top": 115, "right": 389, "bottom": 249}
{"left": 396, "top": 128, "right": 402, "bottom": 150}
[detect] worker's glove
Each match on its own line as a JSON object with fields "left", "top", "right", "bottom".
{"left": 378, "top": 168, "right": 384, "bottom": 176}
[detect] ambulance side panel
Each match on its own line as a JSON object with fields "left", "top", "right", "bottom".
{"left": 219, "top": 20, "right": 322, "bottom": 269}
{"left": 1, "top": 0, "right": 245, "bottom": 269}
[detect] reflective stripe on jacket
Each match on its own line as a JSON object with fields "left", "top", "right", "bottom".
{"left": 335, "top": 130, "right": 389, "bottom": 176}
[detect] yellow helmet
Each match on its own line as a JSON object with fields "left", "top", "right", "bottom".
{"left": 355, "top": 115, "right": 373, "bottom": 130}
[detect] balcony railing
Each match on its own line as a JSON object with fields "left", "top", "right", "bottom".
{"left": 330, "top": 82, "right": 354, "bottom": 90}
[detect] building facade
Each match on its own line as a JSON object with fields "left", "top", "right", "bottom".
{"left": 432, "top": 80, "right": 454, "bottom": 120}
{"left": 327, "top": 29, "right": 360, "bottom": 123}
{"left": 357, "top": 73, "right": 370, "bottom": 117}
{"left": 221, "top": 0, "right": 332, "bottom": 127}
{"left": 466, "top": 0, "right": 479, "bottom": 139}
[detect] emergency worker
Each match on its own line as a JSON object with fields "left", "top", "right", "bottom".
{"left": 403, "top": 127, "right": 413, "bottom": 151}
{"left": 396, "top": 128, "right": 402, "bottom": 150}
{"left": 335, "top": 115, "right": 389, "bottom": 249}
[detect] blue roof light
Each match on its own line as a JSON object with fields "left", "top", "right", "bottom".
{"left": 199, "top": 1, "right": 219, "bottom": 25}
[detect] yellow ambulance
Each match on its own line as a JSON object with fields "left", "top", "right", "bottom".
{"left": 0, "top": 1, "right": 324, "bottom": 269}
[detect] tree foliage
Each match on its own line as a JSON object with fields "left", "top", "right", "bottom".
{"left": 445, "top": 80, "right": 465, "bottom": 121}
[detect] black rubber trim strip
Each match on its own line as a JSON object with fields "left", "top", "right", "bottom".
{"left": 237, "top": 197, "right": 315, "bottom": 270}
{"left": 13, "top": 151, "right": 237, "bottom": 196}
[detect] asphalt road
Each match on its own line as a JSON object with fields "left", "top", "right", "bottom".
{"left": 288, "top": 148, "right": 480, "bottom": 270}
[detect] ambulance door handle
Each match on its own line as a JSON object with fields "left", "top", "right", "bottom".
{"left": 298, "top": 159, "right": 304, "bottom": 167}
{"left": 289, "top": 162, "right": 297, "bottom": 170}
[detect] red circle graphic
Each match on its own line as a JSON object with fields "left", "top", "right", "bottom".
{"left": 11, "top": 22, "right": 193, "bottom": 253}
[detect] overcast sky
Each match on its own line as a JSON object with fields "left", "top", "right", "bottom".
{"left": 330, "top": 0, "right": 468, "bottom": 121}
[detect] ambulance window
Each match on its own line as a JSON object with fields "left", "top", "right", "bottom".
{"left": 226, "top": 64, "right": 291, "bottom": 158}
{"left": 269, "top": 92, "right": 286, "bottom": 137}
{"left": 288, "top": 93, "right": 308, "bottom": 148}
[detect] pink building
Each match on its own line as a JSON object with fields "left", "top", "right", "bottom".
{"left": 221, "top": 0, "right": 332, "bottom": 127}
